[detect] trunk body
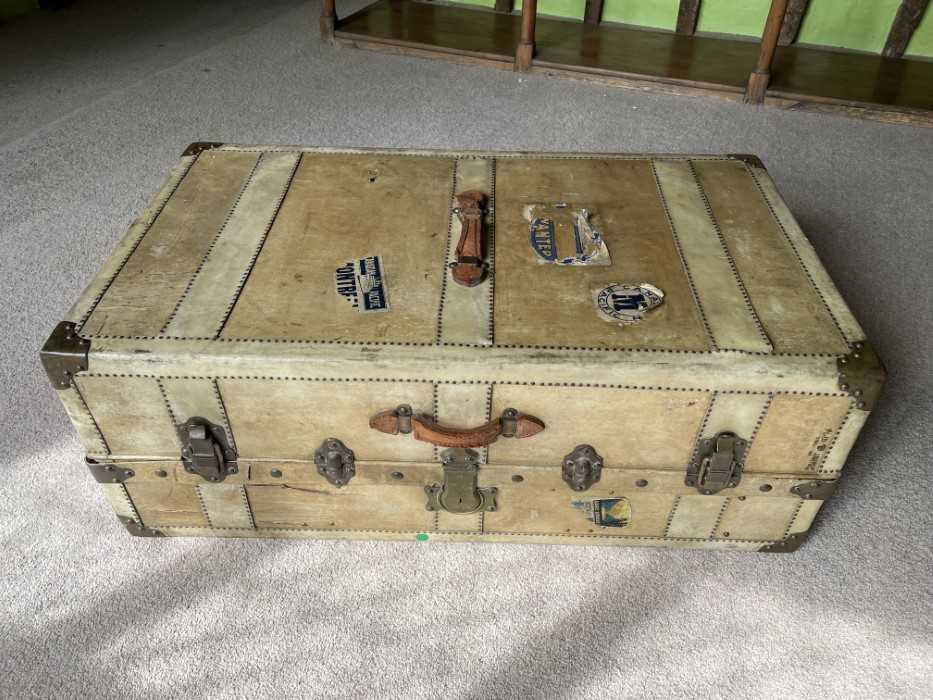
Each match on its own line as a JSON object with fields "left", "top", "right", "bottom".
{"left": 43, "top": 145, "right": 883, "bottom": 552}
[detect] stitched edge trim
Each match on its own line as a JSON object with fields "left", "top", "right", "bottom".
{"left": 159, "top": 153, "right": 264, "bottom": 335}
{"left": 689, "top": 160, "right": 772, "bottom": 350}
{"left": 71, "top": 380, "right": 110, "bottom": 454}
{"left": 150, "top": 524, "right": 777, "bottom": 544}
{"left": 434, "top": 158, "right": 459, "bottom": 344}
{"left": 817, "top": 404, "right": 856, "bottom": 475}
{"left": 209, "top": 149, "right": 751, "bottom": 163}
{"left": 76, "top": 333, "right": 847, "bottom": 357}
{"left": 651, "top": 161, "right": 716, "bottom": 351}
{"left": 782, "top": 500, "right": 806, "bottom": 540}
{"left": 194, "top": 484, "right": 214, "bottom": 528}
{"left": 213, "top": 152, "right": 303, "bottom": 339}
{"left": 240, "top": 485, "right": 257, "bottom": 529}
{"left": 663, "top": 495, "right": 682, "bottom": 538}
{"left": 486, "top": 158, "right": 497, "bottom": 345}
{"left": 78, "top": 375, "right": 849, "bottom": 396}
{"left": 741, "top": 394, "right": 775, "bottom": 468}
{"left": 710, "top": 497, "right": 732, "bottom": 538}
{"left": 743, "top": 163, "right": 851, "bottom": 349}
{"left": 212, "top": 379, "right": 237, "bottom": 454}
{"left": 118, "top": 483, "right": 143, "bottom": 525}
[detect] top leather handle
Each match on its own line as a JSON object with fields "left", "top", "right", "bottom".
{"left": 450, "top": 190, "right": 487, "bottom": 288}
{"left": 370, "top": 405, "right": 545, "bottom": 448}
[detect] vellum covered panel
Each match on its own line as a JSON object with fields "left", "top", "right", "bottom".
{"left": 219, "top": 379, "right": 435, "bottom": 461}
{"left": 220, "top": 153, "right": 453, "bottom": 343}
{"left": 494, "top": 157, "right": 710, "bottom": 350}
{"left": 693, "top": 159, "right": 849, "bottom": 354}
{"left": 82, "top": 150, "right": 260, "bottom": 337}
{"left": 487, "top": 385, "right": 710, "bottom": 468}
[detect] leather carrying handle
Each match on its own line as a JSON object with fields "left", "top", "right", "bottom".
{"left": 450, "top": 190, "right": 487, "bottom": 287}
{"left": 370, "top": 405, "right": 545, "bottom": 448}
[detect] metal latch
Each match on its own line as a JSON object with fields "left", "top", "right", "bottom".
{"left": 178, "top": 417, "right": 238, "bottom": 483}
{"left": 425, "top": 448, "right": 498, "bottom": 514}
{"left": 685, "top": 431, "right": 746, "bottom": 495}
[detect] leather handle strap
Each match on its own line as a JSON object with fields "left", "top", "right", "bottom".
{"left": 370, "top": 405, "right": 545, "bottom": 448}
{"left": 450, "top": 190, "right": 487, "bottom": 287}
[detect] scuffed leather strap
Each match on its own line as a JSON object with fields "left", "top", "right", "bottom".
{"left": 450, "top": 190, "right": 487, "bottom": 287}
{"left": 370, "top": 406, "right": 545, "bottom": 448}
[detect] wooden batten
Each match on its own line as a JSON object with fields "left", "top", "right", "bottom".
{"left": 676, "top": 0, "right": 701, "bottom": 36}
{"left": 883, "top": 0, "right": 930, "bottom": 58}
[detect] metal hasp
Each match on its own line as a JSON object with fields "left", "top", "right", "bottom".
{"left": 562, "top": 444, "right": 603, "bottom": 491}
{"left": 686, "top": 431, "right": 747, "bottom": 495}
{"left": 790, "top": 480, "right": 838, "bottom": 501}
{"left": 178, "top": 417, "right": 238, "bottom": 483}
{"left": 40, "top": 321, "right": 90, "bottom": 389}
{"left": 86, "top": 457, "right": 134, "bottom": 483}
{"left": 118, "top": 516, "right": 164, "bottom": 538}
{"left": 315, "top": 438, "right": 356, "bottom": 487}
{"left": 838, "top": 340, "right": 885, "bottom": 411}
{"left": 425, "top": 448, "right": 498, "bottom": 514}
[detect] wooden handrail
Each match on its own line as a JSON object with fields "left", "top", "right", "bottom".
{"left": 745, "top": 0, "right": 790, "bottom": 104}
{"left": 515, "top": 0, "right": 537, "bottom": 72}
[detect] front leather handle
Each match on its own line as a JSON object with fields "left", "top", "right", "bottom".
{"left": 370, "top": 406, "right": 544, "bottom": 448}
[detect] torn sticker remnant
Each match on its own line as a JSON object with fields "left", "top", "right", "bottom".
{"left": 593, "top": 283, "right": 664, "bottom": 325}
{"left": 525, "top": 203, "right": 611, "bottom": 266}
{"left": 335, "top": 255, "right": 389, "bottom": 313}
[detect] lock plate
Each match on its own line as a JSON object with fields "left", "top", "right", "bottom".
{"left": 685, "top": 431, "right": 746, "bottom": 495}
{"left": 562, "top": 444, "right": 603, "bottom": 491}
{"left": 425, "top": 448, "right": 498, "bottom": 514}
{"left": 178, "top": 417, "right": 238, "bottom": 483}
{"left": 314, "top": 438, "right": 356, "bottom": 487}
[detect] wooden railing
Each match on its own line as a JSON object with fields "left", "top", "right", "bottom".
{"left": 503, "top": 0, "right": 931, "bottom": 104}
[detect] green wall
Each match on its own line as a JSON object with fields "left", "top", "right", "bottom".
{"left": 0, "top": 0, "right": 36, "bottom": 21}
{"left": 454, "top": 0, "right": 933, "bottom": 58}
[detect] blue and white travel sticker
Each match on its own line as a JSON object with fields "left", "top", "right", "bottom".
{"left": 525, "top": 203, "right": 611, "bottom": 266}
{"left": 593, "top": 282, "right": 664, "bottom": 325}
{"left": 571, "top": 497, "right": 632, "bottom": 528}
{"left": 335, "top": 255, "right": 389, "bottom": 313}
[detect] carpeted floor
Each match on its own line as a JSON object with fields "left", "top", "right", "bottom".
{"left": 1, "top": 1, "right": 931, "bottom": 698}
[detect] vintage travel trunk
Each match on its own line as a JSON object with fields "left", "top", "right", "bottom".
{"left": 41, "top": 144, "right": 884, "bottom": 552}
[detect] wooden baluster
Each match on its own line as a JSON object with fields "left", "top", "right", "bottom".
{"left": 745, "top": 0, "right": 790, "bottom": 104}
{"left": 584, "top": 0, "right": 604, "bottom": 25}
{"left": 778, "top": 0, "right": 809, "bottom": 46}
{"left": 883, "top": 0, "right": 931, "bottom": 58}
{"left": 676, "top": 0, "right": 701, "bottom": 35}
{"left": 320, "top": 0, "right": 337, "bottom": 43}
{"left": 515, "top": 0, "right": 537, "bottom": 72}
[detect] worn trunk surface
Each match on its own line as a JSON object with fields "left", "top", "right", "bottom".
{"left": 42, "top": 144, "right": 883, "bottom": 552}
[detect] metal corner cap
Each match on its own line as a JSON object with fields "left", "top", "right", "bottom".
{"left": 40, "top": 321, "right": 90, "bottom": 390}
{"left": 182, "top": 141, "right": 224, "bottom": 157}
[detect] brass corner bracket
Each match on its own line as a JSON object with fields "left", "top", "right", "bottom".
{"left": 40, "top": 321, "right": 90, "bottom": 390}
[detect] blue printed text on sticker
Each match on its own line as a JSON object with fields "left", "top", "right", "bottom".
{"left": 335, "top": 255, "right": 389, "bottom": 313}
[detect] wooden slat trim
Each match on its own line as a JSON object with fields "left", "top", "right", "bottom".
{"left": 584, "top": 0, "right": 603, "bottom": 25}
{"left": 883, "top": 0, "right": 930, "bottom": 58}
{"left": 778, "top": 0, "right": 809, "bottom": 46}
{"left": 676, "top": 0, "right": 701, "bottom": 35}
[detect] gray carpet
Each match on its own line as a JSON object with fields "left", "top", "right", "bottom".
{"left": 1, "top": 1, "right": 931, "bottom": 698}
